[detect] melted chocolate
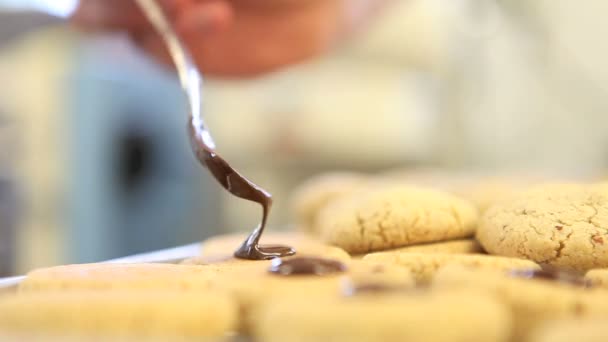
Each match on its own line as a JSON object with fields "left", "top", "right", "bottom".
{"left": 341, "top": 278, "right": 415, "bottom": 296}
{"left": 345, "top": 283, "right": 408, "bottom": 295}
{"left": 188, "top": 121, "right": 295, "bottom": 260}
{"left": 509, "top": 269, "right": 590, "bottom": 287}
{"left": 268, "top": 257, "right": 347, "bottom": 276}
{"left": 135, "top": 0, "right": 294, "bottom": 261}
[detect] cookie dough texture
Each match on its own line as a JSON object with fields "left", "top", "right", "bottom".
{"left": 20, "top": 263, "right": 215, "bottom": 292}
{"left": 363, "top": 252, "right": 538, "bottom": 283}
{"left": 318, "top": 186, "right": 479, "bottom": 254}
{"left": 434, "top": 266, "right": 608, "bottom": 341}
{"left": 530, "top": 318, "right": 608, "bottom": 342}
{"left": 290, "top": 172, "right": 367, "bottom": 233}
{"left": 477, "top": 184, "right": 608, "bottom": 271}
{"left": 0, "top": 291, "right": 237, "bottom": 339}
{"left": 185, "top": 232, "right": 351, "bottom": 265}
{"left": 366, "top": 239, "right": 484, "bottom": 255}
{"left": 253, "top": 291, "right": 511, "bottom": 342}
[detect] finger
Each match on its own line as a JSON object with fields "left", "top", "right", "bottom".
{"left": 133, "top": 33, "right": 174, "bottom": 67}
{"left": 176, "top": 1, "right": 233, "bottom": 34}
{"left": 131, "top": 1, "right": 232, "bottom": 68}
{"left": 71, "top": 0, "right": 186, "bottom": 32}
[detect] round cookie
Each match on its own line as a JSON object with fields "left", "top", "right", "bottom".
{"left": 585, "top": 268, "right": 608, "bottom": 288}
{"left": 183, "top": 231, "right": 351, "bottom": 265}
{"left": 253, "top": 290, "right": 511, "bottom": 342}
{"left": 433, "top": 265, "right": 608, "bottom": 341}
{"left": 209, "top": 257, "right": 413, "bottom": 332}
{"left": 477, "top": 184, "right": 608, "bottom": 272}
{"left": 529, "top": 318, "right": 608, "bottom": 342}
{"left": 363, "top": 252, "right": 539, "bottom": 283}
{"left": 0, "top": 291, "right": 237, "bottom": 339}
{"left": 20, "top": 263, "right": 215, "bottom": 292}
{"left": 364, "top": 239, "right": 484, "bottom": 256}
{"left": 317, "top": 185, "right": 478, "bottom": 254}
{"left": 290, "top": 172, "right": 367, "bottom": 234}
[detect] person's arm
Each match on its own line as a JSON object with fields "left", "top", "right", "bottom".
{"left": 72, "top": 0, "right": 388, "bottom": 77}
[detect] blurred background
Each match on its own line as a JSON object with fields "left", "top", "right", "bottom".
{"left": 1, "top": 0, "right": 608, "bottom": 275}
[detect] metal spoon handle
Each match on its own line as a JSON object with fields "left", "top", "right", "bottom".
{"left": 134, "top": 0, "right": 215, "bottom": 149}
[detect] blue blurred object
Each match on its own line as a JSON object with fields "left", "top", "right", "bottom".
{"left": 63, "top": 37, "right": 220, "bottom": 263}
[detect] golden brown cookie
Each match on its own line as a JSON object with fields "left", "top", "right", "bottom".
{"left": 584, "top": 268, "right": 608, "bottom": 288}
{"left": 363, "top": 252, "right": 538, "bottom": 283}
{"left": 433, "top": 265, "right": 608, "bottom": 341}
{"left": 365, "top": 239, "right": 484, "bottom": 255}
{"left": 20, "top": 263, "right": 215, "bottom": 292}
{"left": 0, "top": 291, "right": 237, "bottom": 339}
{"left": 529, "top": 318, "right": 608, "bottom": 342}
{"left": 317, "top": 185, "right": 478, "bottom": 254}
{"left": 290, "top": 172, "right": 368, "bottom": 234}
{"left": 477, "top": 184, "right": 608, "bottom": 272}
{"left": 182, "top": 232, "right": 351, "bottom": 265}
{"left": 253, "top": 290, "right": 511, "bottom": 342}
{"left": 209, "top": 257, "right": 413, "bottom": 332}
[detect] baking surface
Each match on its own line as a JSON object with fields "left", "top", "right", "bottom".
{"left": 0, "top": 242, "right": 203, "bottom": 290}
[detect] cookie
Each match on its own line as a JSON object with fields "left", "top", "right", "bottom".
{"left": 363, "top": 252, "right": 538, "bottom": 283}
{"left": 253, "top": 290, "right": 511, "bottom": 342}
{"left": 433, "top": 265, "right": 608, "bottom": 341}
{"left": 463, "top": 180, "right": 531, "bottom": 213}
{"left": 529, "top": 318, "right": 608, "bottom": 342}
{"left": 209, "top": 257, "right": 413, "bottom": 332}
{"left": 365, "top": 238, "right": 484, "bottom": 255}
{"left": 585, "top": 268, "right": 608, "bottom": 288}
{"left": 290, "top": 172, "right": 367, "bottom": 233}
{"left": 477, "top": 184, "right": 608, "bottom": 271}
{"left": 19, "top": 263, "right": 215, "bottom": 292}
{"left": 0, "top": 291, "right": 237, "bottom": 339}
{"left": 183, "top": 231, "right": 351, "bottom": 265}
{"left": 317, "top": 185, "right": 478, "bottom": 254}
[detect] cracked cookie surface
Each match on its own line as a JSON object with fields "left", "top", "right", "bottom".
{"left": 317, "top": 185, "right": 478, "bottom": 254}
{"left": 477, "top": 184, "right": 608, "bottom": 272}
{"left": 363, "top": 252, "right": 538, "bottom": 283}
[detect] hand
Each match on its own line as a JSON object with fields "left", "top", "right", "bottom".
{"left": 72, "top": 0, "right": 387, "bottom": 77}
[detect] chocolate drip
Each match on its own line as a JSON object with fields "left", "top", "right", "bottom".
{"left": 134, "top": 0, "right": 293, "bottom": 261}
{"left": 268, "top": 257, "right": 347, "bottom": 276}
{"left": 188, "top": 121, "right": 295, "bottom": 260}
{"left": 509, "top": 269, "right": 590, "bottom": 287}
{"left": 341, "top": 278, "right": 414, "bottom": 296}
{"left": 345, "top": 283, "right": 408, "bottom": 295}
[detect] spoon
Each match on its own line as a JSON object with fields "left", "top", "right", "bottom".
{"left": 134, "top": 0, "right": 295, "bottom": 260}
